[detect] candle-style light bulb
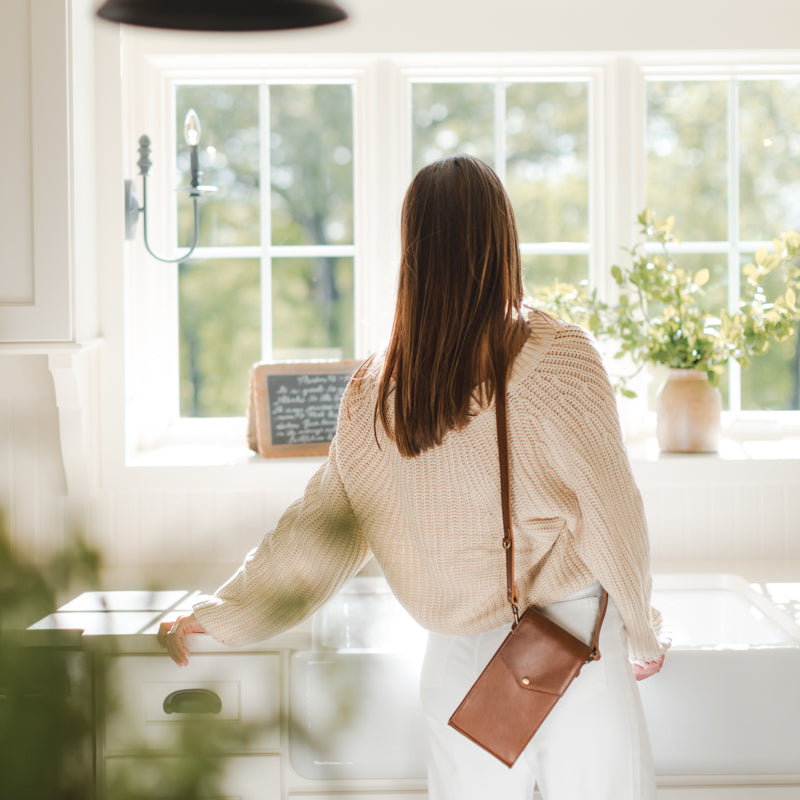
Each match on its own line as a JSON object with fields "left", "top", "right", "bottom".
{"left": 183, "top": 109, "right": 201, "bottom": 146}
{"left": 183, "top": 109, "right": 201, "bottom": 190}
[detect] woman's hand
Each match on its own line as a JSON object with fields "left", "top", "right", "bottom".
{"left": 631, "top": 655, "right": 665, "bottom": 681}
{"left": 157, "top": 613, "right": 207, "bottom": 666}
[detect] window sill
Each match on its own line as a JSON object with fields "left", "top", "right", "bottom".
{"left": 138, "top": 413, "right": 800, "bottom": 463}
{"left": 133, "top": 432, "right": 800, "bottom": 467}
{"left": 121, "top": 417, "right": 326, "bottom": 491}
{"left": 115, "top": 416, "right": 800, "bottom": 498}
{"left": 627, "top": 435, "right": 800, "bottom": 462}
{"left": 626, "top": 428, "right": 800, "bottom": 486}
{"left": 130, "top": 418, "right": 249, "bottom": 465}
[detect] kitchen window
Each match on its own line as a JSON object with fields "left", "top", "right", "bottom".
{"left": 410, "top": 79, "right": 592, "bottom": 294}
{"left": 174, "top": 82, "right": 356, "bottom": 418}
{"left": 160, "top": 65, "right": 598, "bottom": 424}
{"left": 645, "top": 72, "right": 800, "bottom": 413}
{"left": 122, "top": 52, "right": 800, "bottom": 466}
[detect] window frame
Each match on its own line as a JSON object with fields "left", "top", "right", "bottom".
{"left": 404, "top": 68, "right": 601, "bottom": 296}
{"left": 640, "top": 58, "right": 800, "bottom": 424}
{"left": 124, "top": 52, "right": 395, "bottom": 455}
{"left": 174, "top": 79, "right": 360, "bottom": 418}
{"left": 117, "top": 45, "right": 800, "bottom": 480}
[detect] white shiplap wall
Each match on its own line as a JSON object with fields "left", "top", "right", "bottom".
{"left": 2, "top": 356, "right": 798, "bottom": 588}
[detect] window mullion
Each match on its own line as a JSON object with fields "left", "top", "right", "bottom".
{"left": 259, "top": 83, "right": 273, "bottom": 362}
{"left": 494, "top": 80, "right": 506, "bottom": 181}
{"left": 588, "top": 68, "right": 604, "bottom": 298}
{"left": 728, "top": 77, "right": 742, "bottom": 414}
{"left": 519, "top": 243, "right": 590, "bottom": 255}
{"left": 607, "top": 58, "right": 645, "bottom": 303}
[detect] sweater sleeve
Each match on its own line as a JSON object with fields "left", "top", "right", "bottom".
{"left": 192, "top": 433, "right": 371, "bottom": 646}
{"left": 543, "top": 329, "right": 670, "bottom": 662}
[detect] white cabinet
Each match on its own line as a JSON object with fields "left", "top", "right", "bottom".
{"left": 105, "top": 755, "right": 282, "bottom": 800}
{"left": 0, "top": 0, "right": 95, "bottom": 344}
{"left": 290, "top": 795, "right": 426, "bottom": 800}
{"left": 105, "top": 654, "right": 282, "bottom": 755}
{"left": 29, "top": 590, "right": 292, "bottom": 799}
{"left": 99, "top": 652, "right": 285, "bottom": 799}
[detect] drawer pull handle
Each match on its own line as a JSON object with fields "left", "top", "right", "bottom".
{"left": 163, "top": 688, "right": 222, "bottom": 715}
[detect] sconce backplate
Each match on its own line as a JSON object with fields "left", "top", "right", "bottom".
{"left": 124, "top": 179, "right": 141, "bottom": 241}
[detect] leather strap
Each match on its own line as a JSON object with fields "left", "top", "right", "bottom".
{"left": 588, "top": 587, "right": 609, "bottom": 660}
{"left": 495, "top": 360, "right": 608, "bottom": 657}
{"left": 494, "top": 364, "right": 519, "bottom": 615}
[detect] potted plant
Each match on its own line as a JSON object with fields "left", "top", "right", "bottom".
{"left": 531, "top": 210, "right": 800, "bottom": 452}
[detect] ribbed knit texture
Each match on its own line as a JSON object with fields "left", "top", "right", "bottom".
{"left": 194, "top": 310, "right": 670, "bottom": 662}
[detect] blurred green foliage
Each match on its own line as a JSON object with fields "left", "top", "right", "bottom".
{"left": 179, "top": 258, "right": 261, "bottom": 418}
{"left": 271, "top": 256, "right": 354, "bottom": 361}
{"left": 0, "top": 514, "right": 99, "bottom": 798}
{"left": 647, "top": 80, "right": 729, "bottom": 242}
{"left": 411, "top": 79, "right": 590, "bottom": 252}
{"left": 0, "top": 515, "right": 274, "bottom": 798}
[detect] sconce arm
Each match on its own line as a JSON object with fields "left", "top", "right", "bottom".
{"left": 137, "top": 172, "right": 200, "bottom": 264}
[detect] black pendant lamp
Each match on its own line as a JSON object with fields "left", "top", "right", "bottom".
{"left": 96, "top": 0, "right": 348, "bottom": 31}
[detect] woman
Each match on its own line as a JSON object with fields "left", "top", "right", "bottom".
{"left": 160, "top": 154, "right": 669, "bottom": 799}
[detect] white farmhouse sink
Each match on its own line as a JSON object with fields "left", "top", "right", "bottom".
{"left": 289, "top": 574, "right": 800, "bottom": 781}
{"left": 290, "top": 577, "right": 427, "bottom": 780}
{"left": 641, "top": 574, "right": 800, "bottom": 776}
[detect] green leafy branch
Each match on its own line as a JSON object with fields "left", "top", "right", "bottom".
{"left": 529, "top": 211, "right": 800, "bottom": 397}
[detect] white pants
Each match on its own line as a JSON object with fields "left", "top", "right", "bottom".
{"left": 420, "top": 585, "right": 655, "bottom": 800}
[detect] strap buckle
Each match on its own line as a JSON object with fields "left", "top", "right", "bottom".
{"left": 511, "top": 603, "right": 520, "bottom": 629}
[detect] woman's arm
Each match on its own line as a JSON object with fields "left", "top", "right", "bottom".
{"left": 159, "top": 432, "right": 371, "bottom": 664}
{"left": 543, "top": 328, "right": 670, "bottom": 663}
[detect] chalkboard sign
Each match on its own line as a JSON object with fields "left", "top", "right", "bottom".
{"left": 248, "top": 361, "right": 361, "bottom": 457}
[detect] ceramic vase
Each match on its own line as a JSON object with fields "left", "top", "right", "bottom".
{"left": 655, "top": 369, "right": 722, "bottom": 453}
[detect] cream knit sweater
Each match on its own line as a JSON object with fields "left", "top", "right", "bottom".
{"left": 194, "top": 310, "right": 669, "bottom": 662}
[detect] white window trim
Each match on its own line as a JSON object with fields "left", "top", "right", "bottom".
{"left": 107, "top": 43, "right": 800, "bottom": 491}
{"left": 399, "top": 61, "right": 607, "bottom": 296}
{"left": 638, "top": 58, "right": 800, "bottom": 422}
{"left": 124, "top": 52, "right": 397, "bottom": 458}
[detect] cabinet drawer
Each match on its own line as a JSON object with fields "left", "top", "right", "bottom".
{"left": 290, "top": 795, "right": 427, "bottom": 800}
{"left": 105, "top": 654, "right": 281, "bottom": 754}
{"left": 105, "top": 754, "right": 281, "bottom": 800}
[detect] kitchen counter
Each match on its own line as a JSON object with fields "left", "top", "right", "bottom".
{"left": 28, "top": 589, "right": 312, "bottom": 653}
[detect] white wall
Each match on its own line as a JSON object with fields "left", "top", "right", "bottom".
{"left": 1, "top": 0, "right": 800, "bottom": 591}
{"left": 114, "top": 0, "right": 800, "bottom": 54}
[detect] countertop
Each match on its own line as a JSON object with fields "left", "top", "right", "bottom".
{"left": 27, "top": 589, "right": 312, "bottom": 653}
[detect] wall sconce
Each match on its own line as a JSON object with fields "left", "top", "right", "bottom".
{"left": 125, "top": 108, "right": 217, "bottom": 263}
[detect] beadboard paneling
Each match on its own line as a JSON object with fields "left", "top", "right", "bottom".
{"left": 1, "top": 356, "right": 799, "bottom": 586}
{"left": 0, "top": 357, "right": 66, "bottom": 560}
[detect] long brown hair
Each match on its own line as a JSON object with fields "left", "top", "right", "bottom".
{"left": 376, "top": 154, "right": 526, "bottom": 457}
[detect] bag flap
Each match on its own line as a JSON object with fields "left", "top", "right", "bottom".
{"left": 498, "top": 607, "right": 592, "bottom": 695}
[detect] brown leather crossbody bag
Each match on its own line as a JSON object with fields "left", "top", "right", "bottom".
{"left": 448, "top": 363, "right": 609, "bottom": 767}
